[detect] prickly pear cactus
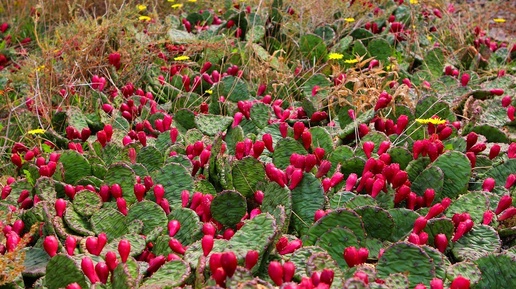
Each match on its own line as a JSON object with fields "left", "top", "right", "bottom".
{"left": 141, "top": 260, "right": 191, "bottom": 288}
{"left": 90, "top": 208, "right": 128, "bottom": 239}
{"left": 376, "top": 242, "right": 435, "bottom": 287}
{"left": 45, "top": 254, "right": 88, "bottom": 289}
{"left": 152, "top": 163, "right": 194, "bottom": 209}
{"left": 104, "top": 163, "right": 137, "bottom": 204}
{"left": 429, "top": 151, "right": 471, "bottom": 200}
{"left": 211, "top": 190, "right": 247, "bottom": 227}
{"left": 127, "top": 200, "right": 168, "bottom": 235}
{"left": 474, "top": 254, "right": 516, "bottom": 288}
{"left": 354, "top": 206, "right": 394, "bottom": 241}
{"left": 72, "top": 189, "right": 102, "bottom": 217}
{"left": 194, "top": 114, "right": 233, "bottom": 136}
{"left": 167, "top": 208, "right": 203, "bottom": 246}
{"left": 303, "top": 208, "right": 366, "bottom": 245}
{"left": 290, "top": 173, "right": 325, "bottom": 235}
{"left": 272, "top": 138, "right": 307, "bottom": 170}
{"left": 451, "top": 225, "right": 501, "bottom": 261}
{"left": 58, "top": 150, "right": 91, "bottom": 185}
{"left": 231, "top": 157, "right": 266, "bottom": 198}
{"left": 313, "top": 226, "right": 359, "bottom": 269}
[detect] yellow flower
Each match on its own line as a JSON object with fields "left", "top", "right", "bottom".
{"left": 171, "top": 3, "right": 183, "bottom": 8}
{"left": 205, "top": 89, "right": 213, "bottom": 94}
{"left": 36, "top": 65, "right": 45, "bottom": 72}
{"left": 409, "top": 0, "right": 418, "bottom": 4}
{"left": 187, "top": 0, "right": 197, "bottom": 2}
{"left": 328, "top": 53, "right": 344, "bottom": 60}
{"left": 344, "top": 18, "right": 355, "bottom": 23}
{"left": 416, "top": 117, "right": 446, "bottom": 125}
{"left": 344, "top": 59, "right": 359, "bottom": 64}
{"left": 136, "top": 4, "right": 147, "bottom": 11}
{"left": 174, "top": 55, "right": 190, "bottom": 61}
{"left": 167, "top": 0, "right": 175, "bottom": 2}
{"left": 139, "top": 16, "right": 151, "bottom": 21}
{"left": 427, "top": 35, "right": 433, "bottom": 41}
{"left": 493, "top": 18, "right": 506, "bottom": 23}
{"left": 28, "top": 129, "right": 46, "bottom": 135}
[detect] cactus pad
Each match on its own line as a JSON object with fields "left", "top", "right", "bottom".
{"left": 58, "top": 150, "right": 91, "bottom": 185}
{"left": 63, "top": 205, "right": 94, "bottom": 236}
{"left": 152, "top": 163, "right": 194, "bottom": 209}
{"left": 410, "top": 166, "right": 444, "bottom": 197}
{"left": 446, "top": 261, "right": 482, "bottom": 286}
{"left": 72, "top": 190, "right": 102, "bottom": 217}
{"left": 445, "top": 192, "right": 489, "bottom": 224}
{"left": 141, "top": 260, "right": 191, "bottom": 288}
{"left": 313, "top": 226, "right": 359, "bottom": 269}
{"left": 167, "top": 208, "right": 203, "bottom": 246}
{"left": 226, "top": 213, "right": 277, "bottom": 261}
{"left": 355, "top": 206, "right": 394, "bottom": 241}
{"left": 259, "top": 182, "right": 292, "bottom": 233}
{"left": 90, "top": 208, "right": 128, "bottom": 239}
{"left": 127, "top": 200, "right": 168, "bottom": 235}
{"left": 272, "top": 137, "right": 307, "bottom": 170}
{"left": 430, "top": 151, "right": 471, "bottom": 200}
{"left": 45, "top": 254, "right": 88, "bottom": 289}
{"left": 137, "top": 146, "right": 164, "bottom": 173}
{"left": 474, "top": 254, "right": 516, "bottom": 288}
{"left": 211, "top": 190, "right": 247, "bottom": 227}
{"left": 290, "top": 173, "right": 325, "bottom": 235}
{"left": 376, "top": 242, "right": 435, "bottom": 287}
{"left": 104, "top": 163, "right": 137, "bottom": 204}
{"left": 232, "top": 157, "right": 266, "bottom": 198}
{"left": 194, "top": 114, "right": 233, "bottom": 136}
{"left": 451, "top": 225, "right": 501, "bottom": 261}
{"left": 303, "top": 208, "right": 366, "bottom": 245}
{"left": 286, "top": 246, "right": 327, "bottom": 278}
{"left": 250, "top": 102, "right": 271, "bottom": 129}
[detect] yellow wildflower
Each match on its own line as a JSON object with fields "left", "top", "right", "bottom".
{"left": 328, "top": 53, "right": 344, "bottom": 60}
{"left": 28, "top": 129, "right": 46, "bottom": 135}
{"left": 139, "top": 16, "right": 151, "bottom": 21}
{"left": 171, "top": 3, "right": 183, "bottom": 8}
{"left": 167, "top": 0, "right": 175, "bottom": 2}
{"left": 415, "top": 117, "right": 446, "bottom": 125}
{"left": 427, "top": 35, "right": 433, "bottom": 41}
{"left": 136, "top": 4, "right": 147, "bottom": 11}
{"left": 344, "top": 18, "right": 355, "bottom": 23}
{"left": 409, "top": 0, "right": 418, "bottom": 4}
{"left": 205, "top": 89, "right": 213, "bottom": 94}
{"left": 344, "top": 59, "right": 359, "bottom": 64}
{"left": 493, "top": 18, "right": 506, "bottom": 23}
{"left": 187, "top": 0, "right": 197, "bottom": 2}
{"left": 174, "top": 55, "right": 190, "bottom": 61}
{"left": 36, "top": 65, "right": 45, "bottom": 72}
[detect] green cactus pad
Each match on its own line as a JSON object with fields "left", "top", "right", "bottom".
{"left": 411, "top": 166, "right": 444, "bottom": 197}
{"left": 338, "top": 109, "right": 375, "bottom": 139}
{"left": 474, "top": 254, "right": 516, "bottom": 288}
{"left": 452, "top": 225, "right": 501, "bottom": 261}
{"left": 168, "top": 208, "right": 203, "bottom": 246}
{"left": 286, "top": 246, "right": 327, "bottom": 278}
{"left": 388, "top": 147, "right": 413, "bottom": 170}
{"left": 430, "top": 151, "right": 471, "bottom": 200}
{"left": 383, "top": 273, "right": 409, "bottom": 289}
{"left": 250, "top": 102, "right": 271, "bottom": 129}
{"left": 127, "top": 219, "right": 144, "bottom": 235}
{"left": 482, "top": 159, "right": 516, "bottom": 191}
{"left": 63, "top": 205, "right": 94, "bottom": 236}
{"left": 34, "top": 177, "right": 56, "bottom": 202}
{"left": 101, "top": 233, "right": 147, "bottom": 258}
{"left": 388, "top": 209, "right": 421, "bottom": 242}
{"left": 303, "top": 208, "right": 366, "bottom": 246}
{"left": 165, "top": 155, "right": 192, "bottom": 171}
{"left": 77, "top": 175, "right": 104, "bottom": 189}
{"left": 357, "top": 131, "right": 389, "bottom": 157}
{"left": 141, "top": 260, "right": 191, "bottom": 288}
{"left": 72, "top": 190, "right": 102, "bottom": 218}
{"left": 445, "top": 192, "right": 489, "bottom": 224}
{"left": 226, "top": 267, "right": 256, "bottom": 289}
{"left": 376, "top": 242, "right": 435, "bottom": 287}
{"left": 340, "top": 157, "right": 366, "bottom": 178}
{"left": 259, "top": 182, "right": 292, "bottom": 233}
{"left": 45, "top": 254, "right": 88, "bottom": 289}
{"left": 90, "top": 208, "right": 128, "bottom": 240}
{"left": 137, "top": 146, "right": 164, "bottom": 173}
{"left": 231, "top": 156, "right": 266, "bottom": 198}
{"left": 58, "top": 150, "right": 91, "bottom": 185}
{"left": 211, "top": 190, "right": 247, "bottom": 227}
{"left": 421, "top": 245, "right": 449, "bottom": 279}
{"left": 152, "top": 163, "right": 194, "bottom": 209}
{"left": 184, "top": 238, "right": 228, "bottom": 269}
{"left": 213, "top": 76, "right": 250, "bottom": 102}
{"left": 290, "top": 173, "right": 325, "bottom": 235}
{"left": 313, "top": 226, "right": 359, "bottom": 269}
{"left": 305, "top": 251, "right": 343, "bottom": 279}
{"left": 272, "top": 137, "right": 307, "bottom": 170}
{"left": 354, "top": 206, "right": 394, "bottom": 241}
{"left": 127, "top": 200, "right": 168, "bottom": 235}
{"left": 405, "top": 157, "right": 432, "bottom": 183}
{"left": 227, "top": 213, "right": 277, "bottom": 261}
{"left": 112, "top": 262, "right": 138, "bottom": 289}
{"left": 175, "top": 109, "right": 196, "bottom": 130}
{"left": 329, "top": 191, "right": 357, "bottom": 210}
{"left": 470, "top": 124, "right": 510, "bottom": 143}
{"left": 345, "top": 195, "right": 377, "bottom": 209}
{"left": 328, "top": 145, "right": 354, "bottom": 174}
{"left": 342, "top": 278, "right": 369, "bottom": 289}
{"left": 337, "top": 105, "right": 355, "bottom": 130}
{"left": 194, "top": 179, "right": 217, "bottom": 196}
{"left": 309, "top": 127, "right": 334, "bottom": 154}
{"left": 151, "top": 235, "right": 173, "bottom": 257}
{"left": 446, "top": 261, "right": 481, "bottom": 286}
{"left": 23, "top": 248, "right": 50, "bottom": 278}
{"left": 422, "top": 217, "right": 454, "bottom": 250}
{"left": 195, "top": 114, "right": 233, "bottom": 136}
{"left": 104, "top": 163, "right": 137, "bottom": 204}
{"left": 225, "top": 125, "right": 244, "bottom": 155}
